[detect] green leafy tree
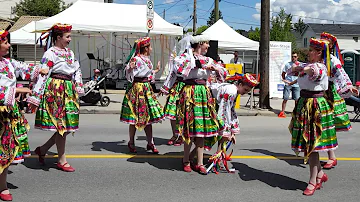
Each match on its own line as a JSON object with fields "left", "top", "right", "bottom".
{"left": 270, "top": 8, "right": 297, "bottom": 48}
{"left": 293, "top": 48, "right": 309, "bottom": 62}
{"left": 185, "top": 28, "right": 193, "bottom": 33}
{"left": 293, "top": 17, "right": 307, "bottom": 34}
{"left": 207, "top": 8, "right": 223, "bottom": 26}
{"left": 12, "top": 0, "right": 70, "bottom": 21}
{"left": 195, "top": 25, "right": 208, "bottom": 35}
{"left": 248, "top": 27, "right": 260, "bottom": 41}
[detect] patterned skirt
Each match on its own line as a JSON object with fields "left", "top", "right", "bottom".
{"left": 0, "top": 103, "right": 30, "bottom": 173}
{"left": 325, "top": 83, "right": 352, "bottom": 132}
{"left": 163, "top": 81, "right": 185, "bottom": 120}
{"left": 35, "top": 78, "right": 80, "bottom": 136}
{"left": 120, "top": 82, "right": 164, "bottom": 130}
{"left": 289, "top": 96, "right": 337, "bottom": 162}
{"left": 176, "top": 85, "right": 224, "bottom": 144}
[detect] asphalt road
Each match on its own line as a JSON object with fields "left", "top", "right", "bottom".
{"left": 7, "top": 114, "right": 360, "bottom": 202}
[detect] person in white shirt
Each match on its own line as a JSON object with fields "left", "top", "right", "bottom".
{"left": 229, "top": 51, "right": 243, "bottom": 66}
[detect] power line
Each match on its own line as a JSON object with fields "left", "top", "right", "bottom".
{"left": 197, "top": 7, "right": 260, "bottom": 24}
{"left": 198, "top": 17, "right": 259, "bottom": 26}
{"left": 163, "top": 0, "right": 186, "bottom": 12}
{"left": 183, "top": 17, "right": 193, "bottom": 28}
{"left": 199, "top": 1, "right": 214, "bottom": 18}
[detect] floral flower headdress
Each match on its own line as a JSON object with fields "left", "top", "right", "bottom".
{"left": 320, "top": 32, "right": 344, "bottom": 65}
{"left": 135, "top": 37, "right": 151, "bottom": 55}
{"left": 226, "top": 73, "right": 259, "bottom": 88}
{"left": 37, "top": 23, "right": 72, "bottom": 51}
{"left": 0, "top": 29, "right": 9, "bottom": 42}
{"left": 310, "top": 38, "right": 331, "bottom": 76}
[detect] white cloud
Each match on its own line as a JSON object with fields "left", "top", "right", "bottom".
{"left": 163, "top": 0, "right": 175, "bottom": 3}
{"left": 253, "top": 0, "right": 360, "bottom": 24}
{"left": 170, "top": 16, "right": 184, "bottom": 21}
{"left": 133, "top": 0, "right": 146, "bottom": 4}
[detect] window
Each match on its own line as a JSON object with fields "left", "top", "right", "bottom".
{"left": 303, "top": 38, "right": 308, "bottom": 47}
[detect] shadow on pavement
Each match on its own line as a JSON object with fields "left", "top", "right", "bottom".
{"left": 127, "top": 152, "right": 184, "bottom": 171}
{"left": 91, "top": 136, "right": 170, "bottom": 154}
{"left": 6, "top": 182, "right": 18, "bottom": 190}
{"left": 91, "top": 141, "right": 127, "bottom": 153}
{"left": 136, "top": 136, "right": 169, "bottom": 146}
{"left": 232, "top": 162, "right": 307, "bottom": 191}
{"left": 23, "top": 151, "right": 59, "bottom": 171}
{"left": 243, "top": 149, "right": 306, "bottom": 168}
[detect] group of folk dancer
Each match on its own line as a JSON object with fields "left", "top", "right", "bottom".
{"left": 0, "top": 22, "right": 358, "bottom": 201}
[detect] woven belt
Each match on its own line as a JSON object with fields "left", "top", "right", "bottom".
{"left": 183, "top": 79, "right": 206, "bottom": 85}
{"left": 133, "top": 77, "right": 151, "bottom": 83}
{"left": 300, "top": 90, "right": 324, "bottom": 98}
{"left": 50, "top": 73, "right": 72, "bottom": 81}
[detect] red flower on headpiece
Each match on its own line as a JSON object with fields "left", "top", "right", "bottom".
{"left": 52, "top": 23, "right": 72, "bottom": 32}
{"left": 0, "top": 30, "right": 8, "bottom": 41}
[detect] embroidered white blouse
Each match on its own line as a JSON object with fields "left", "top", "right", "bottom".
{"left": 297, "top": 62, "right": 329, "bottom": 91}
{"left": 27, "top": 47, "right": 84, "bottom": 106}
{"left": 125, "top": 55, "right": 156, "bottom": 83}
{"left": 209, "top": 83, "right": 240, "bottom": 136}
{"left": 174, "top": 53, "right": 228, "bottom": 82}
{"left": 0, "top": 58, "right": 40, "bottom": 106}
{"left": 330, "top": 55, "right": 353, "bottom": 98}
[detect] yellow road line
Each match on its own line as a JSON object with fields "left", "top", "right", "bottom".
{"left": 27, "top": 155, "right": 360, "bottom": 161}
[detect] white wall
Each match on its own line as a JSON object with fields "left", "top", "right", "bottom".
{"left": 300, "top": 28, "right": 316, "bottom": 48}
{"left": 337, "top": 36, "right": 360, "bottom": 51}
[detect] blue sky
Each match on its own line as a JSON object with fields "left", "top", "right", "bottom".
{"left": 113, "top": 0, "right": 261, "bottom": 31}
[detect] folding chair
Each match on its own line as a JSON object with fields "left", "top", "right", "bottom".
{"left": 245, "top": 88, "right": 260, "bottom": 108}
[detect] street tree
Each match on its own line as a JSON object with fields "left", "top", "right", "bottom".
{"left": 196, "top": 25, "right": 209, "bottom": 35}
{"left": 207, "top": 8, "right": 223, "bottom": 26}
{"left": 270, "top": 8, "right": 296, "bottom": 48}
{"left": 248, "top": 27, "right": 260, "bottom": 41}
{"left": 293, "top": 17, "right": 307, "bottom": 34}
{"left": 12, "top": 0, "right": 70, "bottom": 21}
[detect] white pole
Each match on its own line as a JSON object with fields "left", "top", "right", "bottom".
{"left": 34, "top": 21, "right": 37, "bottom": 65}
{"left": 109, "top": 32, "right": 113, "bottom": 67}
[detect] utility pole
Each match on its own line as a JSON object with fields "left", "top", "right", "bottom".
{"left": 163, "top": 9, "right": 165, "bottom": 19}
{"left": 193, "top": 0, "right": 197, "bottom": 34}
{"left": 215, "top": 0, "right": 219, "bottom": 21}
{"left": 259, "top": 0, "right": 271, "bottom": 109}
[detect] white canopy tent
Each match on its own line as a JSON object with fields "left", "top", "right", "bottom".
{"left": 11, "top": 21, "right": 38, "bottom": 45}
{"left": 202, "top": 19, "right": 259, "bottom": 51}
{"left": 20, "top": 0, "right": 182, "bottom": 80}
{"left": 25, "top": 0, "right": 183, "bottom": 36}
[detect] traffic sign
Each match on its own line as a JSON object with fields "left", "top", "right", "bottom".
{"left": 146, "top": 0, "right": 154, "bottom": 19}
{"left": 147, "top": 19, "right": 154, "bottom": 30}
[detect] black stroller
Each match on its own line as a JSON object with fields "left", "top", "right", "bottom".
{"left": 80, "top": 71, "right": 111, "bottom": 107}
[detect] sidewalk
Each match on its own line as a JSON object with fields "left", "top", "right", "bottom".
{"left": 80, "top": 90, "right": 296, "bottom": 117}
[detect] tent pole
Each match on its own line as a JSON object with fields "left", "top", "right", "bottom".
{"left": 110, "top": 32, "right": 112, "bottom": 67}
{"left": 34, "top": 21, "right": 37, "bottom": 65}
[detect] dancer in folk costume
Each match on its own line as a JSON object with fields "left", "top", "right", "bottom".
{"left": 28, "top": 23, "right": 84, "bottom": 172}
{"left": 0, "top": 29, "right": 48, "bottom": 201}
{"left": 288, "top": 38, "right": 336, "bottom": 196}
{"left": 120, "top": 37, "right": 164, "bottom": 154}
{"left": 205, "top": 73, "right": 259, "bottom": 152}
{"left": 159, "top": 36, "right": 194, "bottom": 146}
{"left": 204, "top": 73, "right": 259, "bottom": 174}
{"left": 176, "top": 35, "right": 228, "bottom": 174}
{"left": 319, "top": 32, "right": 359, "bottom": 169}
